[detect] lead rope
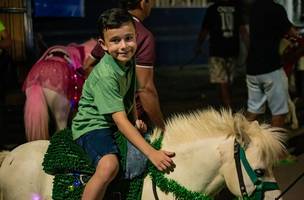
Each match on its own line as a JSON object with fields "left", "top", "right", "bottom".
{"left": 152, "top": 180, "right": 160, "bottom": 200}
{"left": 275, "top": 171, "right": 304, "bottom": 200}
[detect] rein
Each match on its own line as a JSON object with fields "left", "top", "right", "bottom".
{"left": 234, "top": 139, "right": 279, "bottom": 200}
{"left": 274, "top": 171, "right": 304, "bottom": 200}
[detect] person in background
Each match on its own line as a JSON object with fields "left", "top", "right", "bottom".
{"left": 245, "top": 0, "right": 299, "bottom": 128}
{"left": 83, "top": 0, "right": 165, "bottom": 131}
{"left": 195, "top": 0, "right": 248, "bottom": 108}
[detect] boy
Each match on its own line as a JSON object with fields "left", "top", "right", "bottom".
{"left": 83, "top": 0, "right": 165, "bottom": 131}
{"left": 72, "top": 8, "right": 175, "bottom": 200}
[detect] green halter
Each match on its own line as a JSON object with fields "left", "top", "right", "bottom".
{"left": 234, "top": 140, "right": 279, "bottom": 200}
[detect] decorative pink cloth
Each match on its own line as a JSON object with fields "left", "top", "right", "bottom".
{"left": 23, "top": 44, "right": 85, "bottom": 107}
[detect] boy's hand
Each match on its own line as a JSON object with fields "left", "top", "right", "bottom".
{"left": 135, "top": 119, "right": 147, "bottom": 134}
{"left": 148, "top": 150, "right": 176, "bottom": 173}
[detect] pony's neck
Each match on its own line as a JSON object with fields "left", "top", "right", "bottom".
{"left": 163, "top": 136, "right": 227, "bottom": 195}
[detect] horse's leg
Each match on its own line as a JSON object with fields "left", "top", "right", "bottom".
{"left": 43, "top": 88, "right": 71, "bottom": 131}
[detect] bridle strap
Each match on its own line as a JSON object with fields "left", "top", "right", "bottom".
{"left": 234, "top": 139, "right": 279, "bottom": 200}
{"left": 234, "top": 140, "right": 249, "bottom": 197}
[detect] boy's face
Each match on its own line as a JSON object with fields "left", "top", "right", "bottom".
{"left": 100, "top": 22, "right": 137, "bottom": 65}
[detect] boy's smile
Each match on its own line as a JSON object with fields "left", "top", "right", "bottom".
{"left": 100, "top": 22, "right": 137, "bottom": 65}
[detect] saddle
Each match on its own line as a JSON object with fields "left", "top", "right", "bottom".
{"left": 42, "top": 129, "right": 147, "bottom": 200}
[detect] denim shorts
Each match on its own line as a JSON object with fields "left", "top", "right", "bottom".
{"left": 246, "top": 68, "right": 289, "bottom": 115}
{"left": 76, "top": 128, "right": 119, "bottom": 167}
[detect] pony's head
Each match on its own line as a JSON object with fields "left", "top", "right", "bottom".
{"left": 149, "top": 109, "right": 286, "bottom": 200}
{"left": 217, "top": 112, "right": 286, "bottom": 200}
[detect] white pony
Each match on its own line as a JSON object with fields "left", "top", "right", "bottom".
{"left": 23, "top": 39, "right": 96, "bottom": 141}
{"left": 0, "top": 109, "right": 286, "bottom": 200}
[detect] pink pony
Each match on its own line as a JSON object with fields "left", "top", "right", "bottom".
{"left": 23, "top": 39, "right": 96, "bottom": 141}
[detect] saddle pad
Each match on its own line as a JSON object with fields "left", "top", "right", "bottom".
{"left": 42, "top": 129, "right": 95, "bottom": 175}
{"left": 42, "top": 129, "right": 146, "bottom": 200}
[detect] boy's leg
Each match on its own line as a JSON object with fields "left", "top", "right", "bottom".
{"left": 75, "top": 128, "right": 120, "bottom": 200}
{"left": 82, "top": 154, "right": 119, "bottom": 200}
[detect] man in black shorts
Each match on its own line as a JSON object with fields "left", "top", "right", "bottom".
{"left": 195, "top": 0, "right": 248, "bottom": 107}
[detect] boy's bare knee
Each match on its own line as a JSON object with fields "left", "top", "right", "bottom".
{"left": 96, "top": 154, "right": 119, "bottom": 183}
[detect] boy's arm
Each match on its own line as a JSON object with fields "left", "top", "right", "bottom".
{"left": 136, "top": 66, "right": 165, "bottom": 131}
{"left": 112, "top": 111, "right": 175, "bottom": 171}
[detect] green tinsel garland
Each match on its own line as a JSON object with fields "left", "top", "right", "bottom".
{"left": 42, "top": 129, "right": 215, "bottom": 200}
{"left": 147, "top": 134, "right": 213, "bottom": 200}
{"left": 114, "top": 130, "right": 128, "bottom": 172}
{"left": 42, "top": 129, "right": 95, "bottom": 175}
{"left": 52, "top": 174, "right": 87, "bottom": 200}
{"left": 42, "top": 129, "right": 141, "bottom": 200}
{"left": 42, "top": 129, "right": 95, "bottom": 199}
{"left": 125, "top": 176, "right": 145, "bottom": 200}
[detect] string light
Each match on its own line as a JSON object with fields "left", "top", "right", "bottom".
{"left": 31, "top": 193, "right": 42, "bottom": 200}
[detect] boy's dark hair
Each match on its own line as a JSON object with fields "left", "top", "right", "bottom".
{"left": 97, "top": 8, "right": 134, "bottom": 39}
{"left": 119, "top": 0, "right": 142, "bottom": 10}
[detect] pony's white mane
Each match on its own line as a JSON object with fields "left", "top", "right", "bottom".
{"left": 151, "top": 108, "right": 287, "bottom": 167}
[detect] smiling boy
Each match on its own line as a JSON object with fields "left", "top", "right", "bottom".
{"left": 72, "top": 8, "right": 175, "bottom": 200}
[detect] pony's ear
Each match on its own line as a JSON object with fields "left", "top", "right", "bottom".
{"left": 234, "top": 113, "right": 251, "bottom": 149}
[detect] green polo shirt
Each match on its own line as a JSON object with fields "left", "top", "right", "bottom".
{"left": 72, "top": 53, "right": 136, "bottom": 140}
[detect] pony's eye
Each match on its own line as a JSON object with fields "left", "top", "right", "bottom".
{"left": 254, "top": 169, "right": 265, "bottom": 177}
